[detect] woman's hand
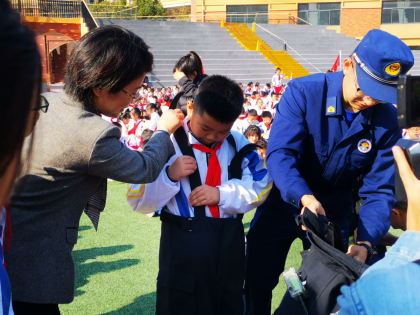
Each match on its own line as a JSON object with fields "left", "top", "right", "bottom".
{"left": 174, "top": 70, "right": 186, "bottom": 82}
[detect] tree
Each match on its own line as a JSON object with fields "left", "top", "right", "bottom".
{"left": 135, "top": 0, "right": 166, "bottom": 17}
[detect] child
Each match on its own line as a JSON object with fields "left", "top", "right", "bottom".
{"left": 237, "top": 109, "right": 262, "bottom": 134}
{"left": 145, "top": 103, "right": 160, "bottom": 131}
{"left": 272, "top": 67, "right": 284, "bottom": 94}
{"left": 256, "top": 138, "right": 268, "bottom": 160}
{"left": 261, "top": 111, "right": 273, "bottom": 139}
{"left": 127, "top": 75, "right": 272, "bottom": 315}
{"left": 249, "top": 98, "right": 265, "bottom": 116}
{"left": 127, "top": 108, "right": 144, "bottom": 149}
{"left": 244, "top": 125, "right": 262, "bottom": 144}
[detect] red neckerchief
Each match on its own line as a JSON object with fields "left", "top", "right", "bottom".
{"left": 191, "top": 141, "right": 224, "bottom": 218}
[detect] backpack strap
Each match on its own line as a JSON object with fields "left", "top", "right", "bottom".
{"left": 173, "top": 127, "right": 207, "bottom": 218}
{"left": 169, "top": 91, "right": 185, "bottom": 110}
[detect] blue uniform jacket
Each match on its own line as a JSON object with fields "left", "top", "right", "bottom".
{"left": 265, "top": 72, "right": 401, "bottom": 246}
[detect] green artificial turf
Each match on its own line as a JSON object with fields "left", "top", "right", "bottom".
{"left": 59, "top": 181, "right": 402, "bottom": 315}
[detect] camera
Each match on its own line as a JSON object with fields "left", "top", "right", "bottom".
{"left": 395, "top": 75, "right": 420, "bottom": 208}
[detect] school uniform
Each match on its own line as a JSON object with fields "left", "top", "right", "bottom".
{"left": 127, "top": 119, "right": 144, "bottom": 149}
{"left": 271, "top": 74, "right": 284, "bottom": 94}
{"left": 236, "top": 119, "right": 263, "bottom": 134}
{"left": 145, "top": 111, "right": 160, "bottom": 131}
{"left": 127, "top": 118, "right": 272, "bottom": 315}
{"left": 245, "top": 71, "right": 403, "bottom": 315}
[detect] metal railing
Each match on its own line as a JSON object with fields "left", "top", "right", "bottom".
{"left": 88, "top": 12, "right": 311, "bottom": 24}
{"left": 81, "top": 0, "right": 98, "bottom": 29}
{"left": 88, "top": 4, "right": 137, "bottom": 20}
{"left": 255, "top": 23, "right": 322, "bottom": 73}
{"left": 9, "top": 0, "right": 81, "bottom": 18}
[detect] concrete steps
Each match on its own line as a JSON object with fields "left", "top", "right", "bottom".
{"left": 97, "top": 19, "right": 279, "bottom": 87}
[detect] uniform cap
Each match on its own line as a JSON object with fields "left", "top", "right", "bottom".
{"left": 353, "top": 29, "right": 414, "bottom": 104}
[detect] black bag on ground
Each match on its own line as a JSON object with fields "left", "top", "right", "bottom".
{"left": 274, "top": 208, "right": 369, "bottom": 315}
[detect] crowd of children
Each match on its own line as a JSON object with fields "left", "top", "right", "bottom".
{"left": 102, "top": 68, "right": 287, "bottom": 162}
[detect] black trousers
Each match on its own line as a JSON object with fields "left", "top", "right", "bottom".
{"left": 13, "top": 301, "right": 60, "bottom": 315}
{"left": 244, "top": 206, "right": 350, "bottom": 315}
{"left": 156, "top": 211, "right": 245, "bottom": 315}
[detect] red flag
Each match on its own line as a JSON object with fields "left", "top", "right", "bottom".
{"left": 331, "top": 52, "right": 341, "bottom": 72}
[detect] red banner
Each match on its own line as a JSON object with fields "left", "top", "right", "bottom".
{"left": 331, "top": 52, "right": 341, "bottom": 72}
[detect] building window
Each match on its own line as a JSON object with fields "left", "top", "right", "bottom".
{"left": 382, "top": 0, "right": 420, "bottom": 24}
{"left": 298, "top": 3, "right": 341, "bottom": 25}
{"left": 226, "top": 5, "right": 269, "bottom": 24}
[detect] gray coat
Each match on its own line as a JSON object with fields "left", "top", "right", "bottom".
{"left": 5, "top": 91, "right": 175, "bottom": 304}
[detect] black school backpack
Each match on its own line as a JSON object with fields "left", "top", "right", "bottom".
{"left": 274, "top": 208, "right": 369, "bottom": 315}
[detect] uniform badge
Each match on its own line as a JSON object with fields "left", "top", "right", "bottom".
{"left": 358, "top": 139, "right": 372, "bottom": 153}
{"left": 327, "top": 106, "right": 335, "bottom": 113}
{"left": 385, "top": 62, "right": 401, "bottom": 76}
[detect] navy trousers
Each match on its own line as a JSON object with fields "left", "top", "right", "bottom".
{"left": 156, "top": 211, "right": 245, "bottom": 315}
{"left": 245, "top": 197, "right": 350, "bottom": 315}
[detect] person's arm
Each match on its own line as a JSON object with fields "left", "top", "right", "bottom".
{"left": 178, "top": 76, "right": 199, "bottom": 99}
{"left": 356, "top": 119, "right": 401, "bottom": 246}
{"left": 218, "top": 135, "right": 273, "bottom": 216}
{"left": 266, "top": 80, "right": 313, "bottom": 211}
{"left": 88, "top": 109, "right": 184, "bottom": 183}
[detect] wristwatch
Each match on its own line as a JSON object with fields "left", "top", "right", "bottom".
{"left": 357, "top": 242, "right": 373, "bottom": 263}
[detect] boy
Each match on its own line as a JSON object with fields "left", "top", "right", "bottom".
{"left": 272, "top": 67, "right": 284, "bottom": 94}
{"left": 261, "top": 111, "right": 273, "bottom": 139}
{"left": 127, "top": 75, "right": 272, "bottom": 315}
{"left": 237, "top": 109, "right": 262, "bottom": 134}
{"left": 145, "top": 103, "right": 160, "bottom": 131}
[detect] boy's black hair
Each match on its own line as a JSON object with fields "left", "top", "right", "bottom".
{"left": 262, "top": 111, "right": 272, "bottom": 118}
{"left": 255, "top": 82, "right": 260, "bottom": 86}
{"left": 244, "top": 125, "right": 262, "bottom": 139}
{"left": 163, "top": 95, "right": 170, "bottom": 102}
{"left": 256, "top": 138, "right": 268, "bottom": 149}
{"left": 193, "top": 75, "right": 243, "bottom": 124}
{"left": 146, "top": 103, "right": 157, "bottom": 111}
{"left": 243, "top": 99, "right": 248, "bottom": 104}
{"left": 252, "top": 91, "right": 258, "bottom": 96}
{"left": 245, "top": 93, "right": 251, "bottom": 97}
{"left": 238, "top": 82, "right": 243, "bottom": 86}
{"left": 64, "top": 25, "right": 153, "bottom": 106}
{"left": 248, "top": 81, "right": 253, "bottom": 86}
{"left": 153, "top": 95, "right": 158, "bottom": 100}
{"left": 271, "top": 93, "right": 278, "bottom": 97}
{"left": 112, "top": 121, "right": 122, "bottom": 128}
{"left": 248, "top": 109, "right": 258, "bottom": 117}
{"left": 276, "top": 67, "right": 281, "bottom": 71}
{"left": 141, "top": 129, "right": 154, "bottom": 142}
{"left": 266, "top": 83, "right": 271, "bottom": 88}
{"left": 261, "top": 91, "right": 266, "bottom": 97}
{"left": 131, "top": 107, "right": 141, "bottom": 117}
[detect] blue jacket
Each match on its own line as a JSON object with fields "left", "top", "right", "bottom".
{"left": 337, "top": 231, "right": 420, "bottom": 315}
{"left": 265, "top": 72, "right": 401, "bottom": 246}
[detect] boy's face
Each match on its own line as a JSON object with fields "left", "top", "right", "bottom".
{"left": 248, "top": 115, "right": 257, "bottom": 124}
{"left": 263, "top": 117, "right": 272, "bottom": 125}
{"left": 239, "top": 84, "right": 243, "bottom": 88}
{"left": 271, "top": 94, "right": 277, "bottom": 100}
{"left": 123, "top": 117, "right": 130, "bottom": 125}
{"left": 276, "top": 70, "right": 281, "bottom": 74}
{"left": 130, "top": 112, "right": 139, "bottom": 121}
{"left": 257, "top": 99, "right": 264, "bottom": 108}
{"left": 257, "top": 148, "right": 267, "bottom": 160}
{"left": 187, "top": 102, "right": 233, "bottom": 145}
{"left": 158, "top": 92, "right": 162, "bottom": 98}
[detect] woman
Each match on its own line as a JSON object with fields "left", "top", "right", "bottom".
{"left": 173, "top": 51, "right": 208, "bottom": 115}
{"left": 5, "top": 25, "right": 184, "bottom": 315}
{"left": 0, "top": 1, "right": 43, "bottom": 314}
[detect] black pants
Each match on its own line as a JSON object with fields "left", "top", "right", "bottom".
{"left": 13, "top": 301, "right": 60, "bottom": 315}
{"left": 156, "top": 211, "right": 245, "bottom": 315}
{"left": 244, "top": 206, "right": 350, "bottom": 315}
